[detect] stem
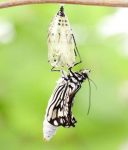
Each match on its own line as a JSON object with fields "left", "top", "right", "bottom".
{"left": 0, "top": 0, "right": 128, "bottom": 9}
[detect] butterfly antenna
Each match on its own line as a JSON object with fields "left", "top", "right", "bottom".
{"left": 86, "top": 76, "right": 97, "bottom": 115}
{"left": 88, "top": 77, "right": 97, "bottom": 90}
{"left": 87, "top": 78, "right": 91, "bottom": 115}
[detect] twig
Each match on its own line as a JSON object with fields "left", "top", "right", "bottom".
{"left": 0, "top": 0, "right": 128, "bottom": 9}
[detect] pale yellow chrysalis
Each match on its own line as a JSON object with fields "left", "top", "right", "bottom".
{"left": 48, "top": 6, "right": 80, "bottom": 69}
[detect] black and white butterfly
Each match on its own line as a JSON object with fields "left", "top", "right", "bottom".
{"left": 48, "top": 6, "right": 81, "bottom": 70}
{"left": 43, "top": 69, "right": 90, "bottom": 141}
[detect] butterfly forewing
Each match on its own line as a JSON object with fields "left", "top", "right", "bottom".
{"left": 46, "top": 77, "right": 76, "bottom": 127}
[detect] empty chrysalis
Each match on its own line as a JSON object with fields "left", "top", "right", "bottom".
{"left": 43, "top": 69, "right": 90, "bottom": 141}
{"left": 48, "top": 5, "right": 81, "bottom": 70}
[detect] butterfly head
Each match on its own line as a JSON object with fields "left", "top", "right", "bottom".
{"left": 80, "top": 69, "right": 90, "bottom": 79}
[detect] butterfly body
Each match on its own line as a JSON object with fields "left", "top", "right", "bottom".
{"left": 43, "top": 69, "right": 90, "bottom": 141}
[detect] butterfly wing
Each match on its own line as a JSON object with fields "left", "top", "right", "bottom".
{"left": 45, "top": 78, "right": 77, "bottom": 128}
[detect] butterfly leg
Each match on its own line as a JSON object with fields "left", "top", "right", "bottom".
{"left": 74, "top": 60, "right": 82, "bottom": 67}
{"left": 51, "top": 67, "right": 60, "bottom": 72}
{"left": 72, "top": 34, "right": 82, "bottom": 67}
{"left": 61, "top": 70, "right": 68, "bottom": 80}
{"left": 68, "top": 67, "right": 73, "bottom": 74}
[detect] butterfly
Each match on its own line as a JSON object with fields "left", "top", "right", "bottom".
{"left": 43, "top": 69, "right": 90, "bottom": 141}
{"left": 48, "top": 6, "right": 81, "bottom": 71}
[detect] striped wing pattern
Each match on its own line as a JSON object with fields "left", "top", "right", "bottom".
{"left": 43, "top": 69, "right": 90, "bottom": 140}
{"left": 45, "top": 70, "right": 89, "bottom": 127}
